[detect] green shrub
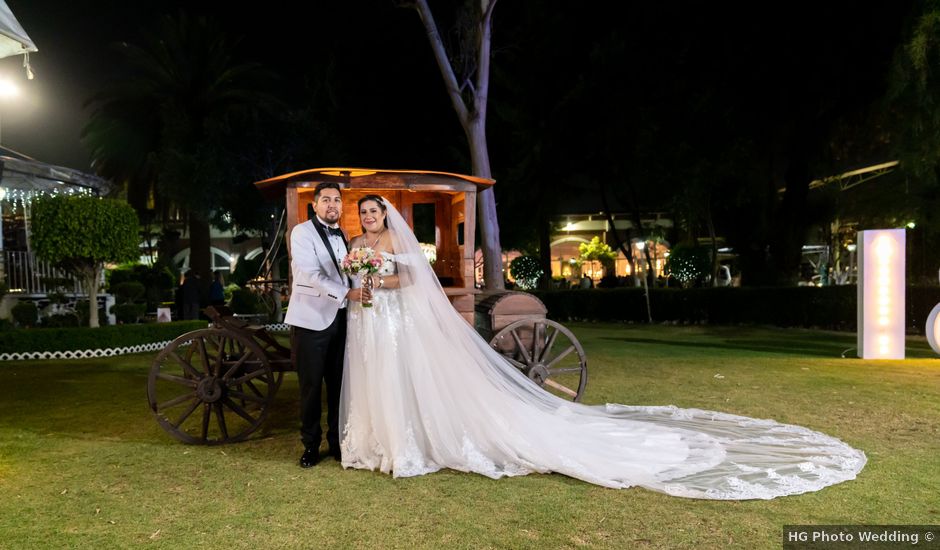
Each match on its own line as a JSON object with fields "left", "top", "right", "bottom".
{"left": 509, "top": 256, "right": 543, "bottom": 291}
{"left": 75, "top": 300, "right": 108, "bottom": 327}
{"left": 229, "top": 288, "right": 267, "bottom": 315}
{"left": 111, "top": 303, "right": 147, "bottom": 324}
{"left": 112, "top": 281, "right": 146, "bottom": 303}
{"left": 665, "top": 244, "right": 711, "bottom": 288}
{"left": 578, "top": 237, "right": 617, "bottom": 269}
{"left": 0, "top": 320, "right": 208, "bottom": 353}
{"left": 42, "top": 313, "right": 81, "bottom": 328}
{"left": 223, "top": 283, "right": 240, "bottom": 304}
{"left": 231, "top": 256, "right": 262, "bottom": 287}
{"left": 31, "top": 195, "right": 139, "bottom": 328}
{"left": 108, "top": 264, "right": 176, "bottom": 310}
{"left": 12, "top": 301, "right": 38, "bottom": 328}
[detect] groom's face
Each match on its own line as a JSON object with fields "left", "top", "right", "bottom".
{"left": 314, "top": 188, "right": 342, "bottom": 224}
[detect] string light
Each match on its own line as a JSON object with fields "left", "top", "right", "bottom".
{"left": 509, "top": 256, "right": 543, "bottom": 290}
{"left": 0, "top": 186, "right": 94, "bottom": 209}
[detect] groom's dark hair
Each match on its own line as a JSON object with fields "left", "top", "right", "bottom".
{"left": 313, "top": 182, "right": 342, "bottom": 201}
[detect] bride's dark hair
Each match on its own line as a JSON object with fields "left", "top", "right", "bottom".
{"left": 358, "top": 195, "right": 389, "bottom": 230}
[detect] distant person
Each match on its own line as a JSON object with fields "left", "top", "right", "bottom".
{"left": 579, "top": 274, "right": 594, "bottom": 289}
{"left": 209, "top": 271, "right": 225, "bottom": 306}
{"left": 181, "top": 270, "right": 200, "bottom": 320}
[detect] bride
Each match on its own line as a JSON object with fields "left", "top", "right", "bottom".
{"left": 339, "top": 195, "right": 866, "bottom": 499}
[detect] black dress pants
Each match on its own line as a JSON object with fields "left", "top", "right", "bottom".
{"left": 294, "top": 311, "right": 346, "bottom": 451}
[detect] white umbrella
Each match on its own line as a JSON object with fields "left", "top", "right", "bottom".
{"left": 0, "top": 0, "right": 36, "bottom": 77}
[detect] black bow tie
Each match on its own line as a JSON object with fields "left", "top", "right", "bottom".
{"left": 322, "top": 224, "right": 343, "bottom": 238}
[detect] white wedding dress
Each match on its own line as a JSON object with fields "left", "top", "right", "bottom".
{"left": 339, "top": 201, "right": 866, "bottom": 499}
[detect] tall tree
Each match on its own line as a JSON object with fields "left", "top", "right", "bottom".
{"left": 409, "top": 0, "right": 505, "bottom": 289}
{"left": 83, "top": 13, "right": 277, "bottom": 284}
{"left": 887, "top": 0, "right": 940, "bottom": 280}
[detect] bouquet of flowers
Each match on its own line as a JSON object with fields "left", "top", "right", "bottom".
{"left": 341, "top": 247, "right": 383, "bottom": 307}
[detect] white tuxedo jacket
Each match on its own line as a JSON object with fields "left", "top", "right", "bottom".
{"left": 284, "top": 220, "right": 349, "bottom": 331}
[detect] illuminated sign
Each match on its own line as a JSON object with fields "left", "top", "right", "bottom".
{"left": 857, "top": 229, "right": 905, "bottom": 359}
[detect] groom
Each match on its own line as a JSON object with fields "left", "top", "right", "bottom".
{"left": 285, "top": 182, "right": 370, "bottom": 468}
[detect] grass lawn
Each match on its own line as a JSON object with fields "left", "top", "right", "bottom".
{"left": 0, "top": 323, "right": 938, "bottom": 549}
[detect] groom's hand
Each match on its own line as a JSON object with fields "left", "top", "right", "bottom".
{"left": 346, "top": 288, "right": 372, "bottom": 302}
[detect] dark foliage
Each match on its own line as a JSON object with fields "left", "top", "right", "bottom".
{"left": 532, "top": 286, "right": 940, "bottom": 334}
{"left": 0, "top": 321, "right": 208, "bottom": 354}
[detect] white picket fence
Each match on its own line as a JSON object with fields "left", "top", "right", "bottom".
{"left": 0, "top": 323, "right": 291, "bottom": 361}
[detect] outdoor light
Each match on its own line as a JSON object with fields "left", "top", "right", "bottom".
{"left": 857, "top": 229, "right": 905, "bottom": 359}
{"left": 907, "top": 221, "right": 916, "bottom": 229}
{"left": 0, "top": 79, "right": 18, "bottom": 98}
{"left": 926, "top": 303, "right": 940, "bottom": 355}
{"left": 636, "top": 241, "right": 646, "bottom": 250}
{"left": 847, "top": 243, "right": 857, "bottom": 253}
{"left": 563, "top": 222, "right": 575, "bottom": 231}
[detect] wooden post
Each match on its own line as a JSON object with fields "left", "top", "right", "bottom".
{"left": 463, "top": 189, "right": 477, "bottom": 289}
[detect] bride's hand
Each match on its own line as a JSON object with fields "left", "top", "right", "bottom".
{"left": 346, "top": 287, "right": 372, "bottom": 302}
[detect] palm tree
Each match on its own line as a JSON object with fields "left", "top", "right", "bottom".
{"left": 83, "top": 13, "right": 278, "bottom": 284}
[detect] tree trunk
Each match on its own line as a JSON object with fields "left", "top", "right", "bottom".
{"left": 413, "top": 0, "right": 503, "bottom": 290}
{"left": 705, "top": 201, "right": 719, "bottom": 287}
{"left": 85, "top": 265, "right": 101, "bottom": 328}
{"left": 628, "top": 210, "right": 655, "bottom": 288}
{"left": 467, "top": 118, "right": 504, "bottom": 289}
{"left": 188, "top": 213, "right": 212, "bottom": 301}
{"left": 600, "top": 188, "right": 652, "bottom": 321}
{"left": 771, "top": 149, "right": 811, "bottom": 283}
{"left": 537, "top": 211, "right": 553, "bottom": 290}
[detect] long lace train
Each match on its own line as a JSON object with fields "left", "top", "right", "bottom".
{"left": 338, "top": 200, "right": 865, "bottom": 500}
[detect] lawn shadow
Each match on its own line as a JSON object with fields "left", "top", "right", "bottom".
{"left": 601, "top": 333, "right": 936, "bottom": 358}
{"left": 600, "top": 336, "right": 856, "bottom": 357}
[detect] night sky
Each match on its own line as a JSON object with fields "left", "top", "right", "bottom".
{"left": 0, "top": 1, "right": 914, "bottom": 177}
{"left": 0, "top": 0, "right": 461, "bottom": 172}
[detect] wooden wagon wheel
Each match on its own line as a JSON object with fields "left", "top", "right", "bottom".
{"left": 147, "top": 328, "right": 276, "bottom": 444}
{"left": 490, "top": 319, "right": 588, "bottom": 402}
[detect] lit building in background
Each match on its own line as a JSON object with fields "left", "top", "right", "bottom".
{"left": 548, "top": 212, "right": 674, "bottom": 284}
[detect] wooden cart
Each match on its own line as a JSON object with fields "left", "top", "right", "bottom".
{"left": 147, "top": 169, "right": 588, "bottom": 444}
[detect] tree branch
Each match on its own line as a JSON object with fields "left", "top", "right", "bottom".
{"left": 413, "top": 0, "right": 469, "bottom": 125}
{"left": 460, "top": 78, "right": 476, "bottom": 95}
{"left": 474, "top": 0, "right": 497, "bottom": 119}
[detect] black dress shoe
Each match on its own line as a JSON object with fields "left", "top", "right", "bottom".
{"left": 299, "top": 448, "right": 321, "bottom": 468}
{"left": 329, "top": 447, "right": 342, "bottom": 462}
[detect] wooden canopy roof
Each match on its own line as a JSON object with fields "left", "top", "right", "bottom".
{"left": 254, "top": 167, "right": 494, "bottom": 200}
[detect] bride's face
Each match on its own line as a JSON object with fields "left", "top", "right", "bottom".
{"left": 359, "top": 200, "right": 387, "bottom": 232}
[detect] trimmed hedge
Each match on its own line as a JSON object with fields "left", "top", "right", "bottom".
{"left": 0, "top": 321, "right": 208, "bottom": 354}
{"left": 531, "top": 286, "right": 940, "bottom": 333}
